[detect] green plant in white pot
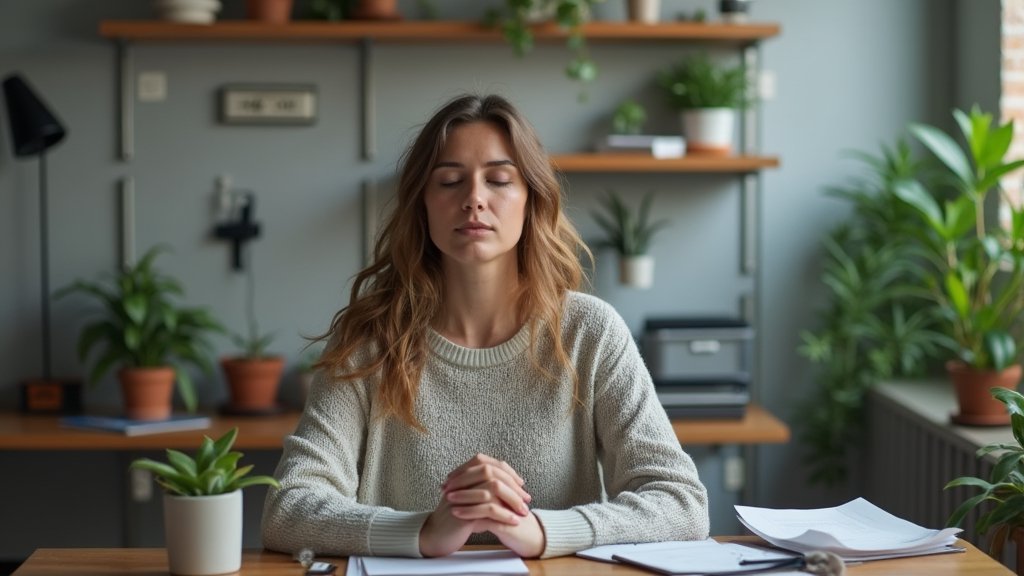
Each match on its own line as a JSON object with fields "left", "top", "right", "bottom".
{"left": 131, "top": 427, "right": 279, "bottom": 576}
{"left": 591, "top": 190, "right": 669, "bottom": 289}
{"left": 657, "top": 52, "right": 750, "bottom": 155}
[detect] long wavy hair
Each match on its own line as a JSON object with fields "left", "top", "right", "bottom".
{"left": 315, "top": 94, "right": 590, "bottom": 431}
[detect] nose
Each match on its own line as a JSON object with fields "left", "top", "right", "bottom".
{"left": 462, "top": 180, "right": 485, "bottom": 212}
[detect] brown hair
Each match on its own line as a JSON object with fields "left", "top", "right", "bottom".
{"left": 316, "top": 94, "right": 590, "bottom": 430}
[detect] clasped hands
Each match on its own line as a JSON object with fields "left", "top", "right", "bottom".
{"left": 419, "top": 453, "right": 544, "bottom": 558}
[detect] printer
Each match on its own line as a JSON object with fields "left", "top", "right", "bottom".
{"left": 641, "top": 316, "right": 753, "bottom": 419}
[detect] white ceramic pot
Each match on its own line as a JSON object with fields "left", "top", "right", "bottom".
{"left": 164, "top": 491, "right": 243, "bottom": 575}
{"left": 627, "top": 0, "right": 661, "bottom": 23}
{"left": 681, "top": 108, "right": 735, "bottom": 155}
{"left": 620, "top": 255, "right": 655, "bottom": 289}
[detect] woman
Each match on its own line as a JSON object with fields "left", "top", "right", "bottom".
{"left": 262, "top": 94, "right": 709, "bottom": 559}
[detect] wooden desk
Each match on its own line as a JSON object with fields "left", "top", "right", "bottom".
{"left": 11, "top": 540, "right": 1013, "bottom": 576}
{"left": 0, "top": 406, "right": 788, "bottom": 450}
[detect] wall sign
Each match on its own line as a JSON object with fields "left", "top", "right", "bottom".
{"left": 219, "top": 84, "right": 317, "bottom": 125}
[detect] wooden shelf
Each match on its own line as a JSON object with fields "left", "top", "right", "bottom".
{"left": 673, "top": 405, "right": 790, "bottom": 445}
{"left": 99, "top": 20, "right": 780, "bottom": 43}
{"left": 551, "top": 153, "right": 779, "bottom": 173}
{"left": 0, "top": 406, "right": 788, "bottom": 450}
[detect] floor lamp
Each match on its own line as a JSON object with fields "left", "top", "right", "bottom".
{"left": 3, "top": 73, "right": 79, "bottom": 413}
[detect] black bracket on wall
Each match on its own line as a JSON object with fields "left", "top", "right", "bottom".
{"left": 214, "top": 191, "right": 261, "bottom": 271}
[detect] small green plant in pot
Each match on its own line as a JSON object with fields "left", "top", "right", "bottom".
{"left": 55, "top": 246, "right": 223, "bottom": 420}
{"left": 221, "top": 262, "right": 284, "bottom": 414}
{"left": 131, "top": 427, "right": 279, "bottom": 575}
{"left": 657, "top": 52, "right": 750, "bottom": 155}
{"left": 894, "top": 106, "right": 1024, "bottom": 426}
{"left": 591, "top": 190, "right": 669, "bottom": 289}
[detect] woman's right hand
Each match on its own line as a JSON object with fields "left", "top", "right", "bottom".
{"left": 418, "top": 454, "right": 532, "bottom": 557}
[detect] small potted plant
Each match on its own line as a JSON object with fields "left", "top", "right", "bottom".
{"left": 894, "top": 107, "right": 1024, "bottom": 426}
{"left": 591, "top": 190, "right": 669, "bottom": 289}
{"left": 131, "top": 427, "right": 280, "bottom": 575}
{"left": 220, "top": 267, "right": 284, "bottom": 413}
{"left": 612, "top": 99, "right": 647, "bottom": 135}
{"left": 55, "top": 246, "right": 223, "bottom": 420}
{"left": 657, "top": 51, "right": 750, "bottom": 155}
{"left": 945, "top": 387, "right": 1024, "bottom": 558}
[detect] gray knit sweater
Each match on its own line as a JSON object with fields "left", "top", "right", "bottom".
{"left": 261, "top": 291, "right": 709, "bottom": 559}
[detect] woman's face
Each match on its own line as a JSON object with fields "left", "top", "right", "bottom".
{"left": 424, "top": 120, "right": 528, "bottom": 270}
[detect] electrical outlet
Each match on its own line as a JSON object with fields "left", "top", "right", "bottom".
{"left": 724, "top": 455, "right": 745, "bottom": 492}
{"left": 131, "top": 467, "right": 153, "bottom": 502}
{"left": 137, "top": 71, "right": 167, "bottom": 102}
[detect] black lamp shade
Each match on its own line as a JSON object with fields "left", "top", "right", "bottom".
{"left": 3, "top": 73, "right": 66, "bottom": 158}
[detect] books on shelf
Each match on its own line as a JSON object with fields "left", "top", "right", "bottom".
{"left": 60, "top": 414, "right": 212, "bottom": 436}
{"left": 734, "top": 497, "right": 964, "bottom": 562}
{"left": 596, "top": 134, "right": 686, "bottom": 158}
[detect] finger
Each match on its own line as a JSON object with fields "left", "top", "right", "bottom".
{"left": 445, "top": 454, "right": 525, "bottom": 486}
{"left": 450, "top": 502, "right": 522, "bottom": 525}
{"left": 446, "top": 482, "right": 530, "bottom": 516}
{"left": 445, "top": 465, "right": 532, "bottom": 503}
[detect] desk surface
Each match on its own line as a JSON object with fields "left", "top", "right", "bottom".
{"left": 11, "top": 539, "right": 1011, "bottom": 576}
{"left": 0, "top": 405, "right": 789, "bottom": 450}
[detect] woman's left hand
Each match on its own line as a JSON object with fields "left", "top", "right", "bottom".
{"left": 474, "top": 511, "right": 546, "bottom": 558}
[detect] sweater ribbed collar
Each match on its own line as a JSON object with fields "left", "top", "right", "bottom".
{"left": 427, "top": 323, "right": 532, "bottom": 368}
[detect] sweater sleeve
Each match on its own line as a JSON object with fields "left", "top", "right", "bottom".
{"left": 534, "top": 304, "right": 710, "bottom": 557}
{"left": 261, "top": 370, "right": 429, "bottom": 557}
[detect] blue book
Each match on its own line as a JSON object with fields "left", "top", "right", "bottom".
{"left": 60, "top": 414, "right": 212, "bottom": 436}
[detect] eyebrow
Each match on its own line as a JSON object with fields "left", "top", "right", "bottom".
{"left": 432, "top": 159, "right": 517, "bottom": 171}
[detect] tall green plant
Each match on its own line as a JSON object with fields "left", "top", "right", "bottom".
{"left": 798, "top": 141, "right": 948, "bottom": 486}
{"left": 55, "top": 246, "right": 223, "bottom": 412}
{"left": 894, "top": 106, "right": 1024, "bottom": 371}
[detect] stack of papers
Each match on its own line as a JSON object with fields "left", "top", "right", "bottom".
{"left": 345, "top": 550, "right": 528, "bottom": 576}
{"left": 734, "top": 497, "right": 963, "bottom": 562}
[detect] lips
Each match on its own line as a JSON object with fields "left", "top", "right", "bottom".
{"left": 456, "top": 222, "right": 493, "bottom": 231}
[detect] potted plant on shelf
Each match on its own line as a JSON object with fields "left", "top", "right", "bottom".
{"left": 657, "top": 51, "right": 750, "bottom": 155}
{"left": 894, "top": 106, "right": 1024, "bottom": 426}
{"left": 945, "top": 387, "right": 1024, "bottom": 558}
{"left": 485, "top": 0, "right": 602, "bottom": 97}
{"left": 591, "top": 190, "right": 669, "bottom": 289}
{"left": 220, "top": 262, "right": 284, "bottom": 414}
{"left": 55, "top": 246, "right": 223, "bottom": 420}
{"left": 131, "top": 427, "right": 280, "bottom": 576}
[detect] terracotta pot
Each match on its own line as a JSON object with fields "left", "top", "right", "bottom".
{"left": 119, "top": 367, "right": 176, "bottom": 421}
{"left": 352, "top": 0, "right": 401, "bottom": 20}
{"left": 221, "top": 356, "right": 285, "bottom": 411}
{"left": 948, "top": 361, "right": 1022, "bottom": 426}
{"left": 245, "top": 0, "right": 294, "bottom": 23}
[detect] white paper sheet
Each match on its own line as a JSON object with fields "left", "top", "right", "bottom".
{"left": 346, "top": 550, "right": 529, "bottom": 576}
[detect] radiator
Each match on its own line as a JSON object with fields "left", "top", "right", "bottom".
{"left": 866, "top": 384, "right": 1014, "bottom": 572}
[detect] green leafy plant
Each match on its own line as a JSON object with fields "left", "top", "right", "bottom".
{"left": 945, "top": 387, "right": 1024, "bottom": 557}
{"left": 591, "top": 190, "right": 669, "bottom": 256}
{"left": 894, "top": 106, "right": 1024, "bottom": 371}
{"left": 657, "top": 52, "right": 750, "bottom": 110}
{"left": 485, "top": 0, "right": 603, "bottom": 96}
{"left": 54, "top": 246, "right": 223, "bottom": 412}
{"left": 307, "top": 0, "right": 351, "bottom": 20}
{"left": 612, "top": 99, "right": 647, "bottom": 135}
{"left": 797, "top": 140, "right": 949, "bottom": 486}
{"left": 131, "top": 427, "right": 280, "bottom": 496}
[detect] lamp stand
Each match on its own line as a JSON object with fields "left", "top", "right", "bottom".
{"left": 17, "top": 152, "right": 80, "bottom": 414}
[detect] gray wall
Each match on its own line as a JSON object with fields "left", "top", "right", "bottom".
{"left": 0, "top": 0, "right": 990, "bottom": 563}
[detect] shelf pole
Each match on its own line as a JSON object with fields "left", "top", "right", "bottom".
{"left": 117, "top": 40, "right": 134, "bottom": 161}
{"left": 360, "top": 38, "right": 375, "bottom": 161}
